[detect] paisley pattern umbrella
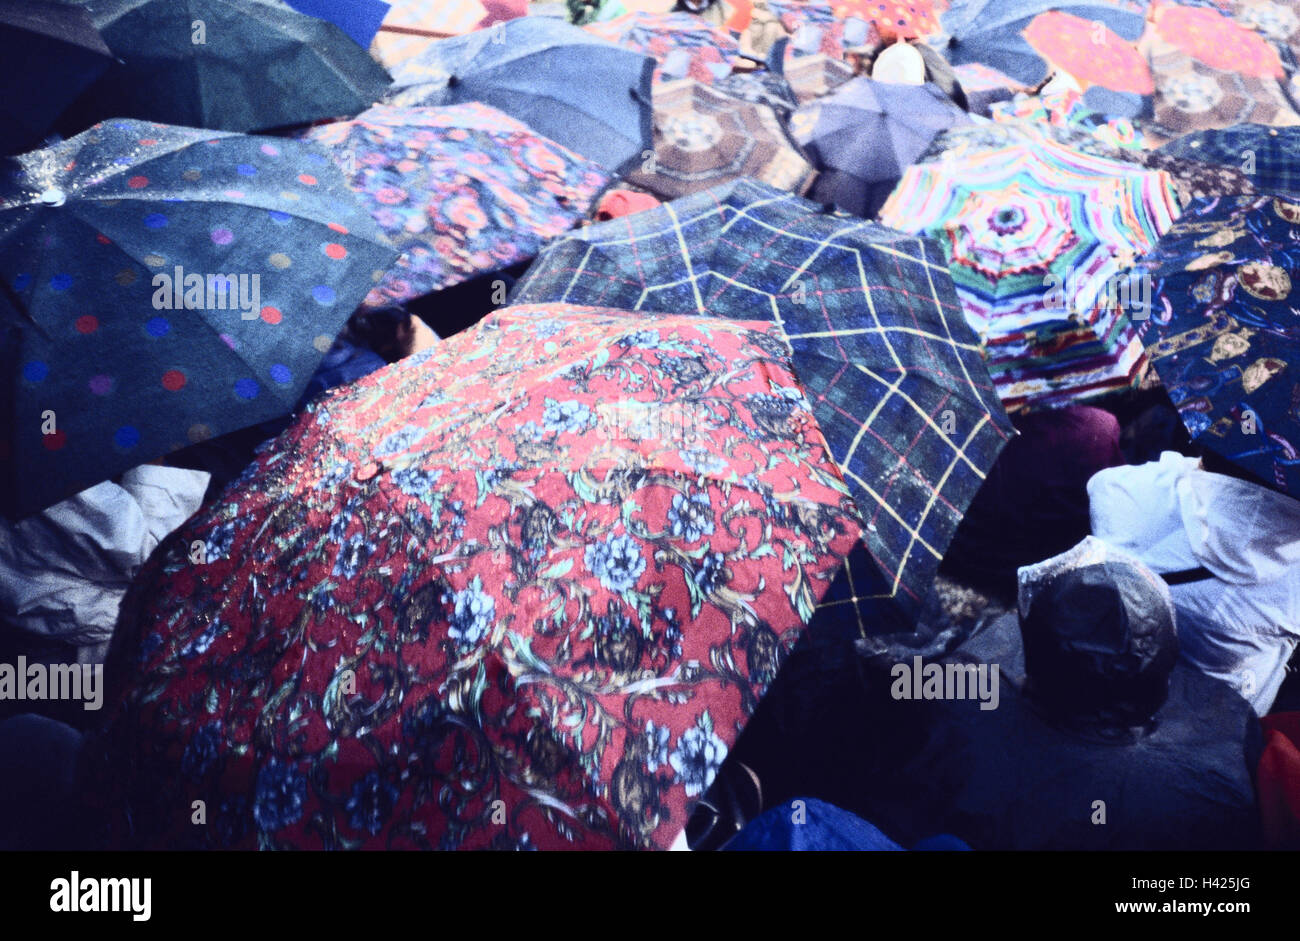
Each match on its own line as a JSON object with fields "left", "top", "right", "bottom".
{"left": 1138, "top": 193, "right": 1300, "bottom": 495}
{"left": 585, "top": 11, "right": 740, "bottom": 83}
{"left": 386, "top": 17, "right": 654, "bottom": 174}
{"left": 511, "top": 179, "right": 1014, "bottom": 615}
{"left": 0, "top": 119, "right": 399, "bottom": 519}
{"left": 879, "top": 129, "right": 1181, "bottom": 410}
{"left": 303, "top": 103, "right": 611, "bottom": 307}
{"left": 84, "top": 303, "right": 866, "bottom": 850}
{"left": 625, "top": 79, "right": 814, "bottom": 199}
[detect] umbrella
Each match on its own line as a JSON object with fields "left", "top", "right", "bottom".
{"left": 780, "top": 52, "right": 856, "bottom": 102}
{"left": 1160, "top": 124, "right": 1300, "bottom": 199}
{"left": 831, "top": 0, "right": 941, "bottom": 41}
{"left": 989, "top": 85, "right": 1145, "bottom": 149}
{"left": 941, "top": 0, "right": 1148, "bottom": 89}
{"left": 85, "top": 303, "right": 865, "bottom": 850}
{"left": 789, "top": 77, "right": 971, "bottom": 217}
{"left": 0, "top": 0, "right": 112, "bottom": 155}
{"left": 584, "top": 11, "right": 740, "bottom": 84}
{"left": 285, "top": 0, "right": 391, "bottom": 49}
{"left": 0, "top": 118, "right": 399, "bottom": 519}
{"left": 879, "top": 129, "right": 1181, "bottom": 410}
{"left": 711, "top": 69, "right": 802, "bottom": 117}
{"left": 1021, "top": 10, "right": 1153, "bottom": 97}
{"left": 624, "top": 79, "right": 813, "bottom": 199}
{"left": 1138, "top": 192, "right": 1300, "bottom": 496}
{"left": 768, "top": 0, "right": 856, "bottom": 60}
{"left": 1147, "top": 0, "right": 1286, "bottom": 80}
{"left": 510, "top": 178, "right": 1014, "bottom": 615}
{"left": 385, "top": 17, "right": 654, "bottom": 174}
{"left": 370, "top": 0, "right": 485, "bottom": 71}
{"left": 59, "top": 0, "right": 391, "bottom": 135}
{"left": 302, "top": 102, "right": 612, "bottom": 307}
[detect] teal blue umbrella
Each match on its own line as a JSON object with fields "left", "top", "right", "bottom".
{"left": 0, "top": 119, "right": 398, "bottom": 518}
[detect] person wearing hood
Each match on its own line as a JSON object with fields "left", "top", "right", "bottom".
{"left": 1088, "top": 451, "right": 1300, "bottom": 715}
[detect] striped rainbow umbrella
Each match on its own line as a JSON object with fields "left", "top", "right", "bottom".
{"left": 878, "top": 132, "right": 1181, "bottom": 410}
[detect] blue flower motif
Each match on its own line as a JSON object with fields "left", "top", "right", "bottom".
{"left": 644, "top": 720, "right": 671, "bottom": 773}
{"left": 669, "top": 715, "right": 728, "bottom": 798}
{"left": 693, "top": 551, "right": 727, "bottom": 596}
{"left": 616, "top": 328, "right": 662, "bottom": 349}
{"left": 313, "top": 460, "right": 353, "bottom": 492}
{"left": 253, "top": 759, "right": 308, "bottom": 833}
{"left": 181, "top": 722, "right": 223, "bottom": 779}
{"left": 391, "top": 465, "right": 442, "bottom": 498}
{"left": 204, "top": 520, "right": 238, "bottom": 562}
{"left": 679, "top": 447, "right": 728, "bottom": 476}
{"left": 445, "top": 575, "right": 495, "bottom": 651}
{"left": 375, "top": 424, "right": 425, "bottom": 458}
{"left": 542, "top": 398, "right": 594, "bottom": 434}
{"left": 668, "top": 490, "right": 713, "bottom": 543}
{"left": 584, "top": 532, "right": 646, "bottom": 594}
{"left": 332, "top": 530, "right": 370, "bottom": 579}
{"left": 181, "top": 621, "right": 220, "bottom": 659}
{"left": 346, "top": 770, "right": 400, "bottom": 836}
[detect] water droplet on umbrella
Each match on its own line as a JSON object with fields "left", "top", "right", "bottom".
{"left": 40, "top": 188, "right": 66, "bottom": 207}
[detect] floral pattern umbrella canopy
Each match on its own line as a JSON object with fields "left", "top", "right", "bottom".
{"left": 0, "top": 119, "right": 398, "bottom": 519}
{"left": 86, "top": 303, "right": 865, "bottom": 850}
{"left": 511, "top": 179, "right": 1013, "bottom": 616}
{"left": 625, "top": 79, "right": 814, "bottom": 199}
{"left": 1138, "top": 193, "right": 1300, "bottom": 496}
{"left": 879, "top": 128, "right": 1181, "bottom": 410}
{"left": 303, "top": 103, "right": 611, "bottom": 307}
{"left": 584, "top": 11, "right": 740, "bottom": 84}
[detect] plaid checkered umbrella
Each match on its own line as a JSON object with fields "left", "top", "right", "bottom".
{"left": 625, "top": 79, "right": 814, "bottom": 200}
{"left": 879, "top": 128, "right": 1181, "bottom": 410}
{"left": 1138, "top": 193, "right": 1300, "bottom": 496}
{"left": 511, "top": 178, "right": 1014, "bottom": 615}
{"left": 1161, "top": 124, "right": 1300, "bottom": 200}
{"left": 584, "top": 11, "right": 740, "bottom": 84}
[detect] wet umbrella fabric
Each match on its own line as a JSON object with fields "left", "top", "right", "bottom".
{"left": 303, "top": 102, "right": 611, "bottom": 307}
{"left": 86, "top": 303, "right": 865, "bottom": 850}
{"left": 624, "top": 79, "right": 814, "bottom": 199}
{"left": 511, "top": 178, "right": 1014, "bottom": 615}
{"left": 0, "top": 119, "right": 399, "bottom": 519}
{"left": 285, "top": 0, "right": 391, "bottom": 49}
{"left": 790, "top": 77, "right": 971, "bottom": 218}
{"left": 385, "top": 16, "right": 654, "bottom": 174}
{"left": 0, "top": 0, "right": 112, "bottom": 155}
{"left": 1160, "top": 124, "right": 1300, "bottom": 200}
{"left": 60, "top": 0, "right": 392, "bottom": 134}
{"left": 1139, "top": 193, "right": 1300, "bottom": 496}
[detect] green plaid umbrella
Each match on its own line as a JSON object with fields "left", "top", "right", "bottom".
{"left": 511, "top": 178, "right": 1014, "bottom": 616}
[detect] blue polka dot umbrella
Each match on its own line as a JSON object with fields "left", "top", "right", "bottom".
{"left": 0, "top": 119, "right": 398, "bottom": 519}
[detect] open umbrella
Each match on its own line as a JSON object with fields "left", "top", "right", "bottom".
{"left": 303, "top": 102, "right": 611, "bottom": 307}
{"left": 832, "top": 0, "right": 941, "bottom": 41}
{"left": 790, "top": 77, "right": 971, "bottom": 217}
{"left": 625, "top": 79, "right": 814, "bottom": 198}
{"left": 511, "top": 178, "right": 1014, "bottom": 615}
{"left": 1138, "top": 192, "right": 1300, "bottom": 496}
{"left": 584, "top": 11, "right": 741, "bottom": 83}
{"left": 1147, "top": 0, "right": 1286, "bottom": 80}
{"left": 286, "top": 0, "right": 391, "bottom": 49}
{"left": 879, "top": 129, "right": 1181, "bottom": 410}
{"left": 385, "top": 16, "right": 654, "bottom": 174}
{"left": 371, "top": 0, "right": 488, "bottom": 71}
{"left": 86, "top": 303, "right": 865, "bottom": 850}
{"left": 59, "top": 0, "right": 391, "bottom": 135}
{"left": 0, "top": 0, "right": 112, "bottom": 155}
{"left": 1160, "top": 124, "right": 1300, "bottom": 199}
{"left": 1021, "top": 9, "right": 1153, "bottom": 109}
{"left": 780, "top": 52, "right": 857, "bottom": 102}
{"left": 0, "top": 119, "right": 399, "bottom": 519}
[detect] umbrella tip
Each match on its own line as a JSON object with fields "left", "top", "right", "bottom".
{"left": 40, "top": 188, "right": 66, "bottom": 207}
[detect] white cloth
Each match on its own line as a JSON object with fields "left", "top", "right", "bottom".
{"left": 1088, "top": 452, "right": 1300, "bottom": 714}
{"left": 0, "top": 465, "right": 209, "bottom": 652}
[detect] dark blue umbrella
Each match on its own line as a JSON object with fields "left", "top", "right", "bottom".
{"left": 60, "top": 0, "right": 391, "bottom": 135}
{"left": 1160, "top": 125, "right": 1300, "bottom": 201}
{"left": 285, "top": 0, "right": 391, "bottom": 49}
{"left": 790, "top": 78, "right": 971, "bottom": 218}
{"left": 511, "top": 178, "right": 1015, "bottom": 617}
{"left": 1140, "top": 193, "right": 1300, "bottom": 496}
{"left": 0, "top": 0, "right": 112, "bottom": 155}
{"left": 0, "top": 119, "right": 399, "bottom": 519}
{"left": 940, "top": 0, "right": 1148, "bottom": 89}
{"left": 384, "top": 16, "right": 654, "bottom": 174}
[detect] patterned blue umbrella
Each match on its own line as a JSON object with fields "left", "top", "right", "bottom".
{"left": 385, "top": 16, "right": 654, "bottom": 174}
{"left": 1160, "top": 124, "right": 1300, "bottom": 200}
{"left": 511, "top": 178, "right": 1014, "bottom": 616}
{"left": 0, "top": 119, "right": 398, "bottom": 519}
{"left": 1139, "top": 193, "right": 1300, "bottom": 497}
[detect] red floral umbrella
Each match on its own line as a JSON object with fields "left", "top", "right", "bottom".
{"left": 832, "top": 0, "right": 941, "bottom": 41}
{"left": 1148, "top": 0, "right": 1286, "bottom": 79}
{"left": 88, "top": 303, "right": 864, "bottom": 850}
{"left": 1022, "top": 10, "right": 1153, "bottom": 94}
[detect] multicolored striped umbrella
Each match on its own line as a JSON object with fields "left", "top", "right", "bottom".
{"left": 879, "top": 130, "right": 1181, "bottom": 410}
{"left": 1138, "top": 193, "right": 1300, "bottom": 496}
{"left": 303, "top": 103, "right": 611, "bottom": 307}
{"left": 624, "top": 79, "right": 813, "bottom": 199}
{"left": 511, "top": 178, "right": 1014, "bottom": 616}
{"left": 584, "top": 11, "right": 740, "bottom": 84}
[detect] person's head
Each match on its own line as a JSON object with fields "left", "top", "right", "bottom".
{"left": 341, "top": 304, "right": 419, "bottom": 362}
{"left": 1017, "top": 538, "right": 1179, "bottom": 742}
